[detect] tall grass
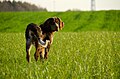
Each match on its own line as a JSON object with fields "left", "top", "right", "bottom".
{"left": 0, "top": 10, "right": 120, "bottom": 32}
{"left": 0, "top": 32, "right": 119, "bottom": 79}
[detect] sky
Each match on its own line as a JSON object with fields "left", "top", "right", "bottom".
{"left": 1, "top": 0, "right": 120, "bottom": 11}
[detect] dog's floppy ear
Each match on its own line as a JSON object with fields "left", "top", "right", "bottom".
{"left": 55, "top": 17, "right": 64, "bottom": 30}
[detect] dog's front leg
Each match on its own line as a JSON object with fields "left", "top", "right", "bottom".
{"left": 34, "top": 48, "right": 40, "bottom": 61}
{"left": 34, "top": 43, "right": 41, "bottom": 61}
{"left": 40, "top": 48, "right": 45, "bottom": 62}
{"left": 44, "top": 43, "right": 51, "bottom": 59}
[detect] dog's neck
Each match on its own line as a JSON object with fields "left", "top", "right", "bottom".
{"left": 40, "top": 24, "right": 55, "bottom": 33}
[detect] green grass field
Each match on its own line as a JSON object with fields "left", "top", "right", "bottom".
{"left": 0, "top": 10, "right": 120, "bottom": 32}
{"left": 0, "top": 32, "right": 120, "bottom": 79}
{"left": 0, "top": 11, "right": 120, "bottom": 79}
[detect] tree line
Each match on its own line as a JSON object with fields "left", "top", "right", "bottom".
{"left": 0, "top": 0, "right": 47, "bottom": 11}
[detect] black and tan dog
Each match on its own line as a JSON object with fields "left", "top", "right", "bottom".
{"left": 25, "top": 17, "right": 64, "bottom": 62}
{"left": 25, "top": 23, "right": 50, "bottom": 62}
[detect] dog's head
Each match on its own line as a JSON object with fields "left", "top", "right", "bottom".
{"left": 44, "top": 17, "right": 64, "bottom": 32}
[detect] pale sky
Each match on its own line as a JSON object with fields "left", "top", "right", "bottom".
{"left": 1, "top": 0, "right": 120, "bottom": 11}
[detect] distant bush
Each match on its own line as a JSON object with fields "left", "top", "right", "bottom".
{"left": 0, "top": 0, "right": 47, "bottom": 11}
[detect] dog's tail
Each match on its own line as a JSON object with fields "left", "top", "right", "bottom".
{"left": 38, "top": 40, "right": 50, "bottom": 48}
{"left": 25, "top": 23, "right": 50, "bottom": 48}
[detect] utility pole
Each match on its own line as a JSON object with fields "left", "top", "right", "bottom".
{"left": 91, "top": 0, "right": 96, "bottom": 11}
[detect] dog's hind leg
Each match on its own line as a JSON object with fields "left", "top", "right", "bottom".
{"left": 34, "top": 42, "right": 42, "bottom": 61}
{"left": 26, "top": 39, "right": 32, "bottom": 63}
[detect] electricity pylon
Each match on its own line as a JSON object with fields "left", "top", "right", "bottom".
{"left": 91, "top": 0, "right": 96, "bottom": 11}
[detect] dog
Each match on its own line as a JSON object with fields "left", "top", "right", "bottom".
{"left": 39, "top": 17, "right": 64, "bottom": 59}
{"left": 25, "top": 17, "right": 64, "bottom": 62}
{"left": 25, "top": 23, "right": 50, "bottom": 62}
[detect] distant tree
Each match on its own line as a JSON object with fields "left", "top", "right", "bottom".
{"left": 0, "top": 0, "right": 47, "bottom": 12}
